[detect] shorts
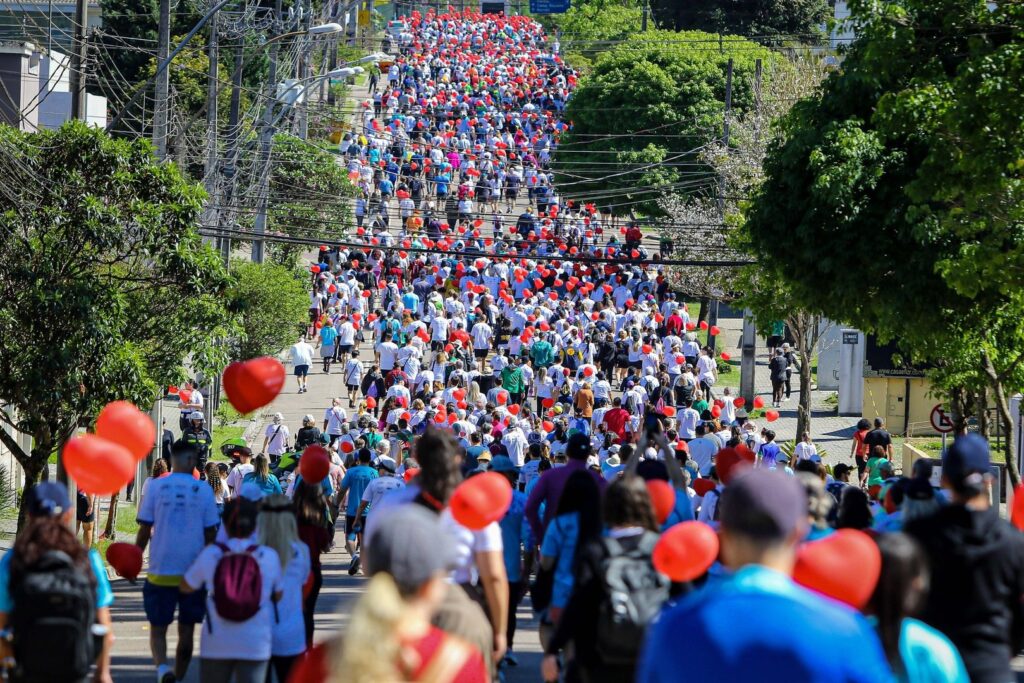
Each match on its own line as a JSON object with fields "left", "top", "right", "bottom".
{"left": 474, "top": 348, "right": 489, "bottom": 359}
{"left": 629, "top": 360, "right": 643, "bottom": 370}
{"left": 345, "top": 515, "right": 362, "bottom": 535}
{"left": 320, "top": 346, "right": 335, "bottom": 358}
{"left": 76, "top": 495, "right": 94, "bottom": 524}
{"left": 346, "top": 384, "right": 359, "bottom": 392}
{"left": 294, "top": 365, "right": 309, "bottom": 377}
{"left": 431, "top": 340, "right": 444, "bottom": 352}
{"left": 143, "top": 582, "right": 207, "bottom": 627}
{"left": 338, "top": 344, "right": 353, "bottom": 355}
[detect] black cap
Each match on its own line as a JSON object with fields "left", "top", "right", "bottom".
{"left": 566, "top": 432, "right": 591, "bottom": 460}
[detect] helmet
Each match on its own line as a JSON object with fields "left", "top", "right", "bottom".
{"left": 189, "top": 410, "right": 204, "bottom": 422}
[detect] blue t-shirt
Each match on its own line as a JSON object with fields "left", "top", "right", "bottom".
{"left": 242, "top": 472, "right": 283, "bottom": 497}
{"left": 499, "top": 490, "right": 530, "bottom": 583}
{"left": 340, "top": 465, "right": 379, "bottom": 517}
{"left": 661, "top": 485, "right": 695, "bottom": 530}
{"left": 898, "top": 618, "right": 968, "bottom": 683}
{"left": 0, "top": 548, "right": 113, "bottom": 613}
{"left": 138, "top": 472, "right": 220, "bottom": 578}
{"left": 637, "top": 565, "right": 893, "bottom": 683}
{"left": 320, "top": 326, "right": 338, "bottom": 347}
{"left": 540, "top": 512, "right": 579, "bottom": 609}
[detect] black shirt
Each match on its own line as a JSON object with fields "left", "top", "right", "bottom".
{"left": 863, "top": 428, "right": 892, "bottom": 454}
{"left": 768, "top": 355, "right": 789, "bottom": 382}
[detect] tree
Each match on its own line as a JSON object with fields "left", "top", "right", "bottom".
{"left": 264, "top": 133, "right": 357, "bottom": 268}
{"left": 555, "top": 31, "right": 779, "bottom": 216}
{"left": 650, "top": 0, "right": 830, "bottom": 43}
{"left": 0, "top": 122, "right": 237, "bottom": 523}
{"left": 541, "top": 4, "right": 644, "bottom": 70}
{"left": 742, "top": 0, "right": 1024, "bottom": 483}
{"left": 227, "top": 261, "right": 311, "bottom": 360}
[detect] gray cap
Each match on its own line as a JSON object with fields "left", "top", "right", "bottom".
{"left": 365, "top": 505, "right": 456, "bottom": 593}
{"left": 719, "top": 469, "right": 807, "bottom": 541}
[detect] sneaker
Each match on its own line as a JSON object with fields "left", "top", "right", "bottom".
{"left": 157, "top": 665, "right": 175, "bottom": 683}
{"left": 348, "top": 553, "right": 361, "bottom": 576}
{"left": 503, "top": 651, "right": 519, "bottom": 667}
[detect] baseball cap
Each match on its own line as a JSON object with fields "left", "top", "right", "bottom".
{"left": 365, "top": 505, "right": 456, "bottom": 594}
{"left": 566, "top": 432, "right": 591, "bottom": 461}
{"left": 488, "top": 455, "right": 518, "bottom": 473}
{"left": 25, "top": 481, "right": 71, "bottom": 518}
{"left": 375, "top": 456, "right": 398, "bottom": 473}
{"left": 719, "top": 469, "right": 807, "bottom": 541}
{"left": 943, "top": 434, "right": 990, "bottom": 488}
{"left": 476, "top": 450, "right": 493, "bottom": 463}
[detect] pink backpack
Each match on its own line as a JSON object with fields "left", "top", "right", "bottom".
{"left": 211, "top": 544, "right": 262, "bottom": 624}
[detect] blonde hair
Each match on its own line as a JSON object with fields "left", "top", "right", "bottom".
{"left": 330, "top": 574, "right": 406, "bottom": 683}
{"left": 258, "top": 494, "right": 299, "bottom": 571}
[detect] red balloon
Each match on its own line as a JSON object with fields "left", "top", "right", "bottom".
{"left": 365, "top": 397, "right": 377, "bottom": 409}
{"left": 699, "top": 320, "right": 709, "bottom": 330}
{"left": 542, "top": 420, "right": 555, "bottom": 431}
{"left": 715, "top": 446, "right": 756, "bottom": 485}
{"left": 582, "top": 366, "right": 594, "bottom": 377}
{"left": 753, "top": 396, "right": 766, "bottom": 409}
{"left": 692, "top": 478, "right": 717, "bottom": 497}
{"left": 497, "top": 393, "right": 508, "bottom": 405}
{"left": 298, "top": 445, "right": 331, "bottom": 484}
{"left": 542, "top": 397, "right": 555, "bottom": 408}
{"left": 709, "top": 325, "right": 721, "bottom": 336}
{"left": 652, "top": 522, "right": 719, "bottom": 582}
{"left": 507, "top": 404, "right": 520, "bottom": 416}
{"left": 223, "top": 357, "right": 286, "bottom": 414}
{"left": 1012, "top": 485, "right": 1024, "bottom": 531}
{"left": 341, "top": 441, "right": 355, "bottom": 454}
{"left": 450, "top": 472, "right": 513, "bottom": 530}
{"left": 794, "top": 529, "right": 881, "bottom": 609}
{"left": 662, "top": 406, "right": 676, "bottom": 417}
{"left": 711, "top": 405, "right": 722, "bottom": 418}
{"left": 720, "top": 352, "right": 731, "bottom": 361}
{"left": 646, "top": 480, "right": 676, "bottom": 524}
{"left": 63, "top": 434, "right": 135, "bottom": 496}
{"left": 733, "top": 397, "right": 746, "bottom": 408}
{"left": 106, "top": 542, "right": 143, "bottom": 581}
{"left": 766, "top": 409, "right": 780, "bottom": 422}
{"left": 95, "top": 401, "right": 154, "bottom": 462}
{"left": 403, "top": 469, "right": 419, "bottom": 483}
{"left": 642, "top": 344, "right": 653, "bottom": 354}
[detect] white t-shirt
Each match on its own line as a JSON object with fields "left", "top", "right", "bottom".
{"left": 430, "top": 317, "right": 450, "bottom": 341}
{"left": 183, "top": 539, "right": 282, "bottom": 660}
{"left": 471, "top": 323, "right": 493, "bottom": 350}
{"left": 360, "top": 475, "right": 406, "bottom": 512}
{"left": 264, "top": 424, "right": 291, "bottom": 455}
{"left": 697, "top": 355, "right": 717, "bottom": 384}
{"left": 795, "top": 442, "right": 818, "bottom": 461}
{"left": 226, "top": 463, "right": 254, "bottom": 496}
{"left": 439, "top": 508, "right": 502, "bottom": 585}
{"left": 290, "top": 342, "right": 313, "bottom": 367}
{"left": 344, "top": 359, "right": 363, "bottom": 386}
{"left": 272, "top": 541, "right": 311, "bottom": 657}
{"left": 337, "top": 322, "right": 356, "bottom": 345}
{"left": 378, "top": 342, "right": 399, "bottom": 371}
{"left": 137, "top": 473, "right": 220, "bottom": 577}
{"left": 678, "top": 408, "right": 700, "bottom": 439}
{"left": 324, "top": 406, "right": 348, "bottom": 435}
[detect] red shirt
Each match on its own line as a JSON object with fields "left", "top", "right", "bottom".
{"left": 603, "top": 407, "right": 630, "bottom": 440}
{"left": 288, "top": 626, "right": 487, "bottom": 683}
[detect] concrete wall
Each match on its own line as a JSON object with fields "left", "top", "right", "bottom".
{"left": 863, "top": 376, "right": 936, "bottom": 436}
{"left": 38, "top": 51, "right": 107, "bottom": 128}
{"left": 0, "top": 42, "right": 40, "bottom": 130}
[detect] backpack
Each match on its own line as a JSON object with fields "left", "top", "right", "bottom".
{"left": 210, "top": 543, "right": 263, "bottom": 627}
{"left": 11, "top": 550, "right": 97, "bottom": 681}
{"left": 593, "top": 534, "right": 669, "bottom": 666}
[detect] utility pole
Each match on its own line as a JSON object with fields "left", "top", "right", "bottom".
{"left": 202, "top": 13, "right": 220, "bottom": 234}
{"left": 707, "top": 57, "right": 731, "bottom": 354}
{"left": 68, "top": 0, "right": 88, "bottom": 120}
{"left": 219, "top": 38, "right": 245, "bottom": 265}
{"left": 641, "top": 0, "right": 649, "bottom": 31}
{"left": 739, "top": 57, "right": 761, "bottom": 405}
{"left": 252, "top": 0, "right": 284, "bottom": 264}
{"left": 297, "top": 0, "right": 313, "bottom": 139}
{"left": 153, "top": 0, "right": 171, "bottom": 158}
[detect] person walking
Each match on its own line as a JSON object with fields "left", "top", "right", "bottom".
{"left": 293, "top": 480, "right": 332, "bottom": 645}
{"left": 290, "top": 336, "right": 314, "bottom": 394}
{"left": 135, "top": 440, "right": 221, "bottom": 683}
{"left": 768, "top": 348, "right": 788, "bottom": 408}
{"left": 262, "top": 413, "right": 291, "bottom": 468}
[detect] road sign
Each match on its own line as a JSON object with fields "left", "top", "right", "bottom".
{"left": 358, "top": 9, "right": 371, "bottom": 26}
{"left": 930, "top": 404, "right": 955, "bottom": 434}
{"left": 529, "top": 0, "right": 570, "bottom": 13}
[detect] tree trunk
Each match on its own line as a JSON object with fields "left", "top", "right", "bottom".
{"left": 982, "top": 350, "right": 1020, "bottom": 489}
{"left": 16, "top": 448, "right": 49, "bottom": 533}
{"left": 103, "top": 493, "right": 119, "bottom": 540}
{"left": 948, "top": 386, "right": 971, "bottom": 435}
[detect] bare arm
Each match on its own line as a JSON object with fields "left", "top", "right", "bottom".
{"left": 94, "top": 607, "right": 114, "bottom": 682}
{"left": 135, "top": 522, "right": 153, "bottom": 553}
{"left": 475, "top": 549, "right": 509, "bottom": 663}
{"left": 353, "top": 500, "right": 370, "bottom": 531}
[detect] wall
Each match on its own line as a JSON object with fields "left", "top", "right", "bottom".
{"left": 862, "top": 376, "right": 935, "bottom": 436}
{"left": 0, "top": 42, "right": 40, "bottom": 130}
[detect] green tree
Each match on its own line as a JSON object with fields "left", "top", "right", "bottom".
{"left": 542, "top": 4, "right": 644, "bottom": 70}
{"left": 227, "top": 261, "right": 311, "bottom": 360}
{"left": 650, "top": 0, "right": 830, "bottom": 42}
{"left": 266, "top": 133, "right": 357, "bottom": 268}
{"left": 555, "top": 31, "right": 779, "bottom": 216}
{"left": 0, "top": 122, "right": 237, "bottom": 521}
{"left": 741, "top": 0, "right": 1024, "bottom": 482}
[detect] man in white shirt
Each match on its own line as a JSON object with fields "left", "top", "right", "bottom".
{"left": 470, "top": 320, "right": 493, "bottom": 373}
{"left": 377, "top": 338, "right": 399, "bottom": 372}
{"left": 678, "top": 403, "right": 701, "bottom": 440}
{"left": 262, "top": 413, "right": 291, "bottom": 466}
{"left": 687, "top": 424, "right": 718, "bottom": 477}
{"left": 502, "top": 418, "right": 530, "bottom": 467}
{"left": 323, "top": 399, "right": 348, "bottom": 445}
{"left": 225, "top": 447, "right": 254, "bottom": 497}
{"left": 289, "top": 336, "right": 314, "bottom": 394}
{"left": 696, "top": 346, "right": 718, "bottom": 401}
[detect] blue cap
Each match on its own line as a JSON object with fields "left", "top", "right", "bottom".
{"left": 489, "top": 455, "right": 519, "bottom": 473}
{"left": 25, "top": 482, "right": 71, "bottom": 518}
{"left": 943, "top": 434, "right": 990, "bottom": 485}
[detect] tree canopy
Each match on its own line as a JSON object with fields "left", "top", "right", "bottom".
{"left": 227, "top": 261, "right": 311, "bottom": 361}
{"left": 555, "top": 31, "right": 779, "bottom": 216}
{"left": 741, "top": 0, "right": 1024, "bottom": 475}
{"left": 0, "top": 122, "right": 237, "bottom": 489}
{"left": 650, "top": 0, "right": 830, "bottom": 42}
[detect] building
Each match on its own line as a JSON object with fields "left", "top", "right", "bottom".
{"left": 38, "top": 48, "right": 106, "bottom": 128}
{"left": 0, "top": 41, "right": 40, "bottom": 129}
{"left": 830, "top": 0, "right": 855, "bottom": 49}
{"left": 0, "top": 0, "right": 102, "bottom": 53}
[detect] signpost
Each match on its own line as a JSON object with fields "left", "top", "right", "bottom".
{"left": 529, "top": 0, "right": 569, "bottom": 13}
{"left": 930, "top": 403, "right": 955, "bottom": 455}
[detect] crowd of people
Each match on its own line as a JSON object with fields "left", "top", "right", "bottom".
{"left": 3, "top": 8, "right": 1024, "bottom": 683}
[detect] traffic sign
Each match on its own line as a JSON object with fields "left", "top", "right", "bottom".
{"left": 930, "top": 404, "right": 955, "bottom": 434}
{"left": 529, "top": 0, "right": 570, "bottom": 13}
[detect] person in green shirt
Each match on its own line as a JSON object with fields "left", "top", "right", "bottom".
{"left": 501, "top": 358, "right": 525, "bottom": 404}
{"left": 530, "top": 334, "right": 554, "bottom": 369}
{"left": 862, "top": 445, "right": 894, "bottom": 496}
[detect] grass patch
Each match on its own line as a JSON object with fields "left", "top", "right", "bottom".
{"left": 212, "top": 424, "right": 246, "bottom": 462}
{"left": 93, "top": 501, "right": 140, "bottom": 562}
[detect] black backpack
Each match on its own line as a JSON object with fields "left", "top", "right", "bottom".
{"left": 11, "top": 550, "right": 96, "bottom": 681}
{"left": 593, "top": 533, "right": 670, "bottom": 666}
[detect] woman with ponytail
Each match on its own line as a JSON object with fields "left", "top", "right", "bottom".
{"left": 287, "top": 506, "right": 486, "bottom": 682}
